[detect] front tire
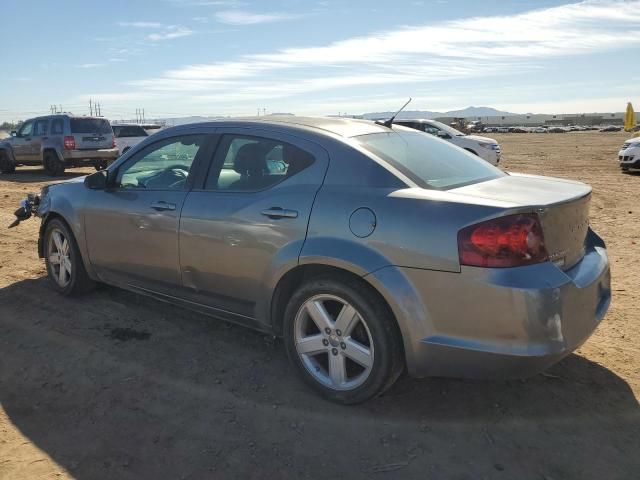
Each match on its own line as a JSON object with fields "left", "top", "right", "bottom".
{"left": 44, "top": 219, "right": 95, "bottom": 296}
{"left": 283, "top": 275, "right": 404, "bottom": 404}
{"left": 43, "top": 151, "right": 65, "bottom": 176}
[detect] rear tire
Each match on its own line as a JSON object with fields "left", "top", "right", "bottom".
{"left": 0, "top": 151, "right": 16, "bottom": 174}
{"left": 283, "top": 275, "right": 404, "bottom": 404}
{"left": 44, "top": 218, "right": 95, "bottom": 296}
{"left": 43, "top": 151, "right": 65, "bottom": 176}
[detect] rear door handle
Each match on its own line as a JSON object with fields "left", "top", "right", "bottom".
{"left": 261, "top": 207, "right": 298, "bottom": 219}
{"left": 150, "top": 201, "right": 176, "bottom": 211}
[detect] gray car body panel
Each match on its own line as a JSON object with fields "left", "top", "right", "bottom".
{"left": 32, "top": 116, "right": 611, "bottom": 379}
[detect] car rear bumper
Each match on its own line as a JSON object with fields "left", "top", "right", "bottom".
{"left": 477, "top": 148, "right": 500, "bottom": 166}
{"left": 63, "top": 148, "right": 119, "bottom": 163}
{"left": 367, "top": 229, "right": 610, "bottom": 379}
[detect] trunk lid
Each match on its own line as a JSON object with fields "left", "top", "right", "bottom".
{"left": 450, "top": 173, "right": 591, "bottom": 269}
{"left": 69, "top": 118, "right": 113, "bottom": 150}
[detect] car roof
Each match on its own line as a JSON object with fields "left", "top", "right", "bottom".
{"left": 394, "top": 119, "right": 438, "bottom": 124}
{"left": 193, "top": 116, "right": 394, "bottom": 138}
{"left": 112, "top": 123, "right": 147, "bottom": 127}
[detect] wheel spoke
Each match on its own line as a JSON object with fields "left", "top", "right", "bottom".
{"left": 52, "top": 231, "right": 64, "bottom": 252}
{"left": 63, "top": 258, "right": 72, "bottom": 276}
{"left": 61, "top": 238, "right": 69, "bottom": 255}
{"left": 305, "top": 300, "right": 334, "bottom": 332}
{"left": 334, "top": 304, "right": 359, "bottom": 336}
{"left": 296, "top": 334, "right": 327, "bottom": 356}
{"left": 343, "top": 338, "right": 373, "bottom": 368}
{"left": 329, "top": 353, "right": 346, "bottom": 386}
{"left": 49, "top": 253, "right": 61, "bottom": 265}
{"left": 58, "top": 262, "right": 67, "bottom": 284}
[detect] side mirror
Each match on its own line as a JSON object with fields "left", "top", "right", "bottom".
{"left": 437, "top": 131, "right": 451, "bottom": 139}
{"left": 84, "top": 170, "right": 108, "bottom": 190}
{"left": 10, "top": 131, "right": 17, "bottom": 137}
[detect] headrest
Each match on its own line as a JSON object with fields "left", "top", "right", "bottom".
{"left": 234, "top": 143, "right": 267, "bottom": 175}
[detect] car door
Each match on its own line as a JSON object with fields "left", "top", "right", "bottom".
{"left": 11, "top": 120, "right": 34, "bottom": 162}
{"left": 179, "top": 129, "right": 329, "bottom": 325}
{"left": 32, "top": 118, "right": 49, "bottom": 160}
{"left": 84, "top": 133, "right": 214, "bottom": 295}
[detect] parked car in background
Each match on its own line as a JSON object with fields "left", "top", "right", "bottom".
{"left": 600, "top": 125, "right": 622, "bottom": 132}
{"left": 618, "top": 137, "right": 640, "bottom": 172}
{"left": 534, "top": 127, "right": 548, "bottom": 133}
{"left": 394, "top": 119, "right": 501, "bottom": 165}
{"left": 0, "top": 114, "right": 119, "bottom": 175}
{"left": 11, "top": 116, "right": 610, "bottom": 404}
{"left": 112, "top": 124, "right": 149, "bottom": 155}
{"left": 548, "top": 127, "right": 567, "bottom": 133}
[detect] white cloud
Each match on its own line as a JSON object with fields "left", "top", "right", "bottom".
{"left": 214, "top": 10, "right": 299, "bottom": 25}
{"left": 117, "top": 21, "right": 164, "bottom": 28}
{"left": 77, "top": 63, "right": 106, "bottom": 69}
{"left": 147, "top": 26, "right": 194, "bottom": 41}
{"left": 89, "top": 0, "right": 640, "bottom": 113}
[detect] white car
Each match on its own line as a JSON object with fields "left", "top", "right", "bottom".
{"left": 618, "top": 137, "right": 640, "bottom": 172}
{"left": 395, "top": 119, "right": 501, "bottom": 165}
{"left": 111, "top": 124, "right": 149, "bottom": 155}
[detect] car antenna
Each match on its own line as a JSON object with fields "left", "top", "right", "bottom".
{"left": 376, "top": 97, "right": 412, "bottom": 128}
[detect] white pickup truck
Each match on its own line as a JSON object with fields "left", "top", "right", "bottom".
{"left": 394, "top": 119, "right": 501, "bottom": 166}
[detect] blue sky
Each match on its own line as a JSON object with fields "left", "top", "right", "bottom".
{"left": 1, "top": 0, "right": 639, "bottom": 122}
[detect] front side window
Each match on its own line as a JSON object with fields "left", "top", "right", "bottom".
{"left": 34, "top": 120, "right": 48, "bottom": 136}
{"left": 117, "top": 135, "right": 205, "bottom": 190}
{"left": 355, "top": 131, "right": 504, "bottom": 190}
{"left": 18, "top": 121, "right": 33, "bottom": 137}
{"left": 205, "top": 135, "right": 314, "bottom": 191}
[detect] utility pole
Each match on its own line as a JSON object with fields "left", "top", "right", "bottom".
{"left": 89, "top": 99, "right": 93, "bottom": 116}
{"left": 142, "top": 108, "right": 145, "bottom": 123}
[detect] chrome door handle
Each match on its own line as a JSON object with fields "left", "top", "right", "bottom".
{"left": 150, "top": 201, "right": 176, "bottom": 211}
{"left": 261, "top": 207, "right": 298, "bottom": 219}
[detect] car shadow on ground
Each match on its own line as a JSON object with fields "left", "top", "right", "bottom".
{"left": 1, "top": 277, "right": 638, "bottom": 479}
{"left": 0, "top": 168, "right": 92, "bottom": 184}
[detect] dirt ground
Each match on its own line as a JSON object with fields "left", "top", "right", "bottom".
{"left": 0, "top": 132, "right": 638, "bottom": 479}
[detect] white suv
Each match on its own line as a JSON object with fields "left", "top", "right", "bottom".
{"left": 618, "top": 137, "right": 640, "bottom": 172}
{"left": 394, "top": 119, "right": 501, "bottom": 165}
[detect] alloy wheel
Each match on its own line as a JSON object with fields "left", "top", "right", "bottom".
{"left": 48, "top": 228, "right": 72, "bottom": 287}
{"left": 294, "top": 294, "right": 375, "bottom": 391}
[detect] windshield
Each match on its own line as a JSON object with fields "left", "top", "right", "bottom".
{"left": 428, "top": 121, "right": 465, "bottom": 137}
{"left": 70, "top": 118, "right": 112, "bottom": 134}
{"left": 355, "top": 131, "right": 504, "bottom": 190}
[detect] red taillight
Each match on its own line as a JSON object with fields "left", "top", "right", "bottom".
{"left": 111, "top": 137, "right": 116, "bottom": 148}
{"left": 63, "top": 136, "right": 76, "bottom": 150}
{"left": 458, "top": 213, "right": 548, "bottom": 268}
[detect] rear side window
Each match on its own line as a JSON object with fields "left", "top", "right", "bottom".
{"left": 355, "top": 131, "right": 504, "bottom": 190}
{"left": 70, "top": 118, "right": 112, "bottom": 134}
{"left": 113, "top": 125, "right": 148, "bottom": 138}
{"left": 205, "top": 135, "right": 314, "bottom": 191}
{"left": 51, "top": 118, "right": 64, "bottom": 134}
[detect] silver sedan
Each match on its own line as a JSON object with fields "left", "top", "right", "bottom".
{"left": 16, "top": 116, "right": 611, "bottom": 404}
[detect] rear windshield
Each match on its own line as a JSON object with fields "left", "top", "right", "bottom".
{"left": 355, "top": 131, "right": 504, "bottom": 190}
{"left": 113, "top": 125, "right": 149, "bottom": 138}
{"left": 70, "top": 118, "right": 112, "bottom": 134}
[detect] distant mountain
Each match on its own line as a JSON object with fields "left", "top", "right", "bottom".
{"left": 361, "top": 106, "right": 517, "bottom": 120}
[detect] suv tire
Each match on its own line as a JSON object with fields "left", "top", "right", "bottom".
{"left": 283, "top": 275, "right": 404, "bottom": 404}
{"left": 43, "top": 151, "right": 65, "bottom": 176}
{"left": 0, "top": 151, "right": 16, "bottom": 174}
{"left": 44, "top": 218, "right": 96, "bottom": 296}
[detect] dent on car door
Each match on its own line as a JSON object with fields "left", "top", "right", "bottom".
{"left": 83, "top": 133, "right": 215, "bottom": 294}
{"left": 179, "top": 131, "right": 329, "bottom": 324}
